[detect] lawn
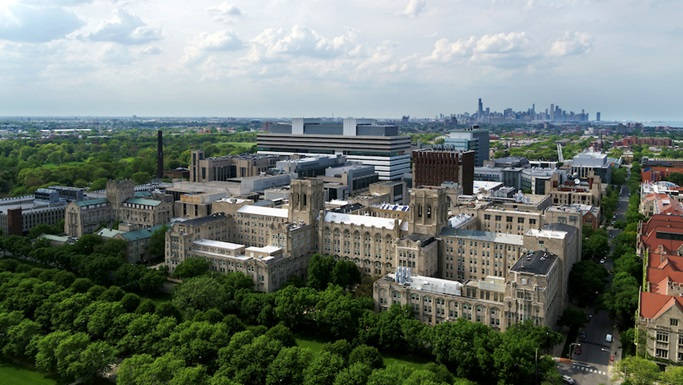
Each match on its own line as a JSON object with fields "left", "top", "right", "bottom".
{"left": 0, "top": 361, "right": 56, "bottom": 385}
{"left": 295, "top": 336, "right": 433, "bottom": 371}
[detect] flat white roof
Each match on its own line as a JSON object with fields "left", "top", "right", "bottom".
{"left": 246, "top": 245, "right": 282, "bottom": 254}
{"left": 451, "top": 229, "right": 524, "bottom": 245}
{"left": 388, "top": 273, "right": 463, "bottom": 296}
{"left": 526, "top": 228, "right": 567, "bottom": 239}
{"left": 324, "top": 211, "right": 397, "bottom": 230}
{"left": 237, "top": 205, "right": 289, "bottom": 218}
{"left": 193, "top": 239, "right": 245, "bottom": 250}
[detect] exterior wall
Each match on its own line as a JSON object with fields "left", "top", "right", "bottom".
{"left": 412, "top": 150, "right": 474, "bottom": 195}
{"left": 408, "top": 188, "right": 448, "bottom": 236}
{"left": 504, "top": 260, "right": 563, "bottom": 328}
{"left": 440, "top": 233, "right": 523, "bottom": 281}
{"left": 320, "top": 221, "right": 399, "bottom": 276}
{"left": 118, "top": 201, "right": 172, "bottom": 230}
{"left": 64, "top": 201, "right": 113, "bottom": 238}
{"left": 638, "top": 306, "right": 683, "bottom": 363}
{"left": 374, "top": 278, "right": 507, "bottom": 329}
{"left": 395, "top": 237, "right": 438, "bottom": 276}
{"left": 477, "top": 209, "right": 542, "bottom": 235}
{"left": 165, "top": 215, "right": 232, "bottom": 270}
{"left": 189, "top": 150, "right": 277, "bottom": 183}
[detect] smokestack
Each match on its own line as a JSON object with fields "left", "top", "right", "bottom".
{"left": 157, "top": 130, "right": 163, "bottom": 179}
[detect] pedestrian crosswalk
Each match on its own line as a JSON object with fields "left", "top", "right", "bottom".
{"left": 571, "top": 364, "right": 607, "bottom": 376}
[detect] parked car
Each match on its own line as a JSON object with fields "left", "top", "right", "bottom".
{"left": 574, "top": 345, "right": 582, "bottom": 355}
{"left": 562, "top": 375, "right": 576, "bottom": 384}
{"left": 606, "top": 334, "right": 613, "bottom": 343}
{"left": 600, "top": 258, "right": 606, "bottom": 264}
{"left": 578, "top": 330, "right": 587, "bottom": 341}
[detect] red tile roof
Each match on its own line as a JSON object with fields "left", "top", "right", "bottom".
{"left": 640, "top": 291, "right": 683, "bottom": 319}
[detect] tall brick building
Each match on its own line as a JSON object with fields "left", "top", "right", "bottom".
{"left": 412, "top": 149, "right": 474, "bottom": 195}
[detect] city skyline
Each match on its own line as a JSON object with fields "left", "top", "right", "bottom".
{"left": 1, "top": 1, "right": 682, "bottom": 120}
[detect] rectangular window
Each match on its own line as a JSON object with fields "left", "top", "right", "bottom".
{"left": 671, "top": 318, "right": 679, "bottom": 327}
{"left": 656, "top": 348, "right": 668, "bottom": 358}
{"left": 656, "top": 331, "right": 669, "bottom": 343}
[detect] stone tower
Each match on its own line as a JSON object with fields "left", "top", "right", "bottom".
{"left": 288, "top": 179, "right": 324, "bottom": 225}
{"left": 106, "top": 179, "right": 135, "bottom": 220}
{"left": 408, "top": 187, "right": 448, "bottom": 236}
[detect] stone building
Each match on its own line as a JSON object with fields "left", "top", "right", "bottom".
{"left": 165, "top": 179, "right": 320, "bottom": 292}
{"left": 374, "top": 250, "right": 564, "bottom": 331}
{"left": 189, "top": 150, "right": 278, "bottom": 183}
{"left": 64, "top": 198, "right": 112, "bottom": 238}
{"left": 65, "top": 180, "right": 173, "bottom": 237}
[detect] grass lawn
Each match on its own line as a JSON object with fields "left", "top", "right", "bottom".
{"left": 0, "top": 361, "right": 56, "bottom": 385}
{"left": 295, "top": 336, "right": 433, "bottom": 371}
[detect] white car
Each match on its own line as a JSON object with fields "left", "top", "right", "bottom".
{"left": 606, "top": 334, "right": 613, "bottom": 343}
{"left": 600, "top": 258, "right": 606, "bottom": 264}
{"left": 562, "top": 375, "right": 576, "bottom": 384}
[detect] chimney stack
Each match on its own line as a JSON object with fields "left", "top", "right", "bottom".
{"left": 157, "top": 130, "right": 163, "bottom": 179}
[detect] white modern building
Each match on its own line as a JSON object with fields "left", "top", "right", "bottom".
{"left": 257, "top": 118, "right": 411, "bottom": 181}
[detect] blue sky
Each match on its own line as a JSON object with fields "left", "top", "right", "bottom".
{"left": 0, "top": 0, "right": 682, "bottom": 120}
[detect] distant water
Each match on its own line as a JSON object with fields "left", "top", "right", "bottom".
{"left": 641, "top": 121, "right": 683, "bottom": 128}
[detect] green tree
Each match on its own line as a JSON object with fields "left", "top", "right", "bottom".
{"left": 173, "top": 257, "right": 211, "bottom": 279}
{"left": 307, "top": 254, "right": 336, "bottom": 290}
{"left": 34, "top": 331, "right": 71, "bottom": 373}
{"left": 173, "top": 276, "right": 231, "bottom": 314}
{"left": 349, "top": 344, "right": 384, "bottom": 369}
{"left": 146, "top": 225, "right": 167, "bottom": 261}
{"left": 614, "top": 356, "right": 661, "bottom": 385}
{"left": 568, "top": 260, "right": 608, "bottom": 306}
{"left": 333, "top": 362, "right": 372, "bottom": 385}
{"left": 266, "top": 346, "right": 312, "bottom": 385}
{"left": 303, "top": 351, "right": 345, "bottom": 385}
{"left": 661, "top": 366, "right": 683, "bottom": 385}
{"left": 331, "top": 260, "right": 361, "bottom": 289}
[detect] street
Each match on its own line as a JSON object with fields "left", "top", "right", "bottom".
{"left": 558, "top": 179, "right": 631, "bottom": 385}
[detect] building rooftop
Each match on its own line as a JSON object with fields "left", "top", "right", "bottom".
{"left": 385, "top": 271, "right": 464, "bottom": 296}
{"left": 571, "top": 150, "right": 609, "bottom": 168}
{"left": 237, "top": 205, "right": 289, "bottom": 218}
{"left": 96, "top": 228, "right": 125, "bottom": 238}
{"left": 324, "top": 211, "right": 398, "bottom": 230}
{"left": 526, "top": 228, "right": 568, "bottom": 240}
{"left": 246, "top": 245, "right": 282, "bottom": 254}
{"left": 120, "top": 225, "right": 164, "bottom": 241}
{"left": 76, "top": 198, "right": 109, "bottom": 207}
{"left": 441, "top": 229, "right": 524, "bottom": 245}
{"left": 125, "top": 198, "right": 162, "bottom": 207}
{"left": 640, "top": 291, "right": 683, "bottom": 319}
{"left": 193, "top": 239, "right": 245, "bottom": 250}
{"left": 179, "top": 213, "right": 227, "bottom": 227}
{"left": 375, "top": 203, "right": 410, "bottom": 212}
{"left": 510, "top": 250, "right": 557, "bottom": 275}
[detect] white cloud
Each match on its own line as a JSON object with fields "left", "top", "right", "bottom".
{"left": 426, "top": 32, "right": 533, "bottom": 66}
{"left": 85, "top": 9, "right": 161, "bottom": 45}
{"left": 140, "top": 46, "right": 161, "bottom": 55}
{"left": 208, "top": 2, "right": 243, "bottom": 23}
{"left": 248, "top": 25, "right": 359, "bottom": 62}
{"left": 402, "top": 0, "right": 426, "bottom": 17}
{"left": 183, "top": 30, "right": 244, "bottom": 64}
{"left": 0, "top": 3, "right": 83, "bottom": 42}
{"left": 549, "top": 32, "right": 592, "bottom": 56}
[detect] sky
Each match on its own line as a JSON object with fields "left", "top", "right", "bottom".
{"left": 0, "top": 0, "right": 682, "bottom": 120}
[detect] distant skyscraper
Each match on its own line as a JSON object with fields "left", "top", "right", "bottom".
{"left": 478, "top": 98, "right": 483, "bottom": 117}
{"left": 596, "top": 112, "right": 601, "bottom": 122}
{"left": 550, "top": 104, "right": 555, "bottom": 120}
